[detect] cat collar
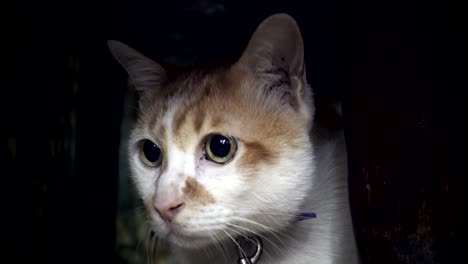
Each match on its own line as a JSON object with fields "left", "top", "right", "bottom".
{"left": 236, "top": 212, "right": 316, "bottom": 264}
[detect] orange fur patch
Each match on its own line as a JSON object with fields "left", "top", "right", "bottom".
{"left": 210, "top": 115, "right": 223, "bottom": 128}
{"left": 193, "top": 107, "right": 206, "bottom": 133}
{"left": 183, "top": 177, "right": 215, "bottom": 204}
{"left": 172, "top": 107, "right": 187, "bottom": 134}
{"left": 240, "top": 140, "right": 276, "bottom": 168}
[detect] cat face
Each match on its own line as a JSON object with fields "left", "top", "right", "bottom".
{"left": 109, "top": 14, "right": 316, "bottom": 248}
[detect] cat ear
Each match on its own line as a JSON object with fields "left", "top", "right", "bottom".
{"left": 237, "top": 14, "right": 308, "bottom": 110}
{"left": 107, "top": 40, "right": 166, "bottom": 94}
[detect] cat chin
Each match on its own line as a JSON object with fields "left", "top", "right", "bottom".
{"left": 167, "top": 231, "right": 213, "bottom": 248}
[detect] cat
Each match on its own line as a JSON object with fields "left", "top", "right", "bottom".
{"left": 109, "top": 13, "right": 358, "bottom": 264}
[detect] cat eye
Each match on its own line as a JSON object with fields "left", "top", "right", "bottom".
{"left": 140, "top": 140, "right": 162, "bottom": 167}
{"left": 205, "top": 134, "right": 237, "bottom": 164}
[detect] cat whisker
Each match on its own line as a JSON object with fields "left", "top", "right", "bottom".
{"left": 232, "top": 209, "right": 299, "bottom": 218}
{"left": 221, "top": 199, "right": 303, "bottom": 218}
{"left": 208, "top": 231, "right": 229, "bottom": 263}
{"left": 151, "top": 229, "right": 157, "bottom": 264}
{"left": 207, "top": 233, "right": 221, "bottom": 260}
{"left": 135, "top": 221, "right": 149, "bottom": 255}
{"left": 232, "top": 215, "right": 297, "bottom": 253}
{"left": 230, "top": 216, "right": 287, "bottom": 241}
{"left": 228, "top": 210, "right": 298, "bottom": 240}
{"left": 223, "top": 224, "right": 278, "bottom": 261}
{"left": 249, "top": 212, "right": 297, "bottom": 239}
{"left": 203, "top": 239, "right": 214, "bottom": 258}
{"left": 154, "top": 234, "right": 161, "bottom": 264}
{"left": 145, "top": 226, "right": 152, "bottom": 264}
{"left": 222, "top": 229, "right": 249, "bottom": 263}
{"left": 225, "top": 222, "right": 284, "bottom": 256}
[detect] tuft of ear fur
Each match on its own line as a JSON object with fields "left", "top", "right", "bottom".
{"left": 237, "top": 14, "right": 310, "bottom": 114}
{"left": 108, "top": 40, "right": 166, "bottom": 107}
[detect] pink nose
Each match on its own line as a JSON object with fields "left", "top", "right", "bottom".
{"left": 154, "top": 199, "right": 185, "bottom": 222}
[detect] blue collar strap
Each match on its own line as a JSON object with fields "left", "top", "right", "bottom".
{"left": 296, "top": 212, "right": 317, "bottom": 222}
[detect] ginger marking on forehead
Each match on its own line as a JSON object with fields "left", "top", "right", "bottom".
{"left": 171, "top": 75, "right": 212, "bottom": 134}
{"left": 172, "top": 100, "right": 204, "bottom": 138}
{"left": 240, "top": 141, "right": 276, "bottom": 170}
{"left": 210, "top": 115, "right": 223, "bottom": 128}
{"left": 192, "top": 107, "right": 206, "bottom": 133}
{"left": 156, "top": 124, "right": 166, "bottom": 140}
{"left": 183, "top": 177, "right": 215, "bottom": 204}
{"left": 172, "top": 108, "right": 187, "bottom": 135}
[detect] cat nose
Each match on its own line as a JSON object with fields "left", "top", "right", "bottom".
{"left": 154, "top": 199, "right": 185, "bottom": 222}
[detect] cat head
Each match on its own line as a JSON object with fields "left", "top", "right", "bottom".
{"left": 109, "top": 13, "right": 316, "bottom": 248}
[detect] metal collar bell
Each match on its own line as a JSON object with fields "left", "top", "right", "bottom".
{"left": 236, "top": 236, "right": 263, "bottom": 264}
{"left": 234, "top": 212, "right": 316, "bottom": 263}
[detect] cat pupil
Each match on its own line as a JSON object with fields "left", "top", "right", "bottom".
{"left": 143, "top": 140, "right": 160, "bottom": 162}
{"left": 210, "top": 135, "right": 231, "bottom": 158}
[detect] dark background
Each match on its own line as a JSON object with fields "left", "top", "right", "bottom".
{"left": 5, "top": 0, "right": 463, "bottom": 263}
